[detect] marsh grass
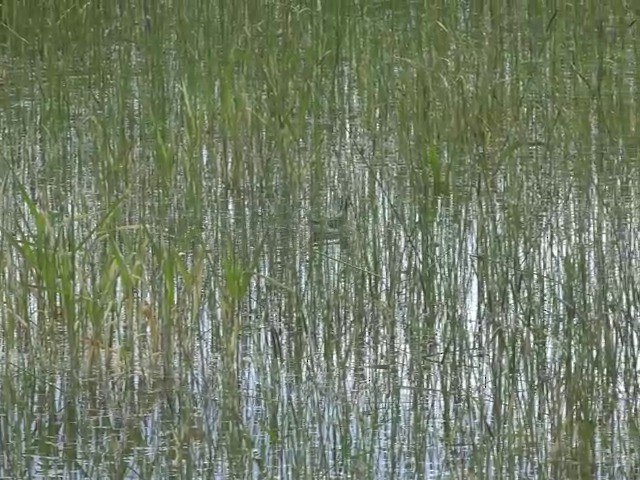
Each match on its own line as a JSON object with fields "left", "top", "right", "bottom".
{"left": 1, "top": 0, "right": 639, "bottom": 478}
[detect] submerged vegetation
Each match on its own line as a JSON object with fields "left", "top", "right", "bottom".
{"left": 0, "top": 1, "right": 638, "bottom": 478}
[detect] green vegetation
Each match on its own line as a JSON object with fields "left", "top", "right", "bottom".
{"left": 0, "top": 0, "right": 638, "bottom": 478}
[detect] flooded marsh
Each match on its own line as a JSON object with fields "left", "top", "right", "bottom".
{"left": 0, "top": 1, "right": 639, "bottom": 479}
